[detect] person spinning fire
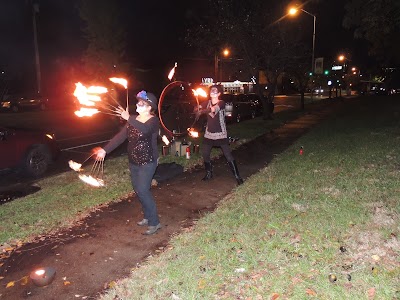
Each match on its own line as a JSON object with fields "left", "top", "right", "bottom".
{"left": 93, "top": 90, "right": 161, "bottom": 235}
{"left": 195, "top": 85, "right": 244, "bottom": 185}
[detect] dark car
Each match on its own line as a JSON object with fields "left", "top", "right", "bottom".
{"left": 0, "top": 127, "right": 59, "bottom": 177}
{"left": 0, "top": 95, "right": 49, "bottom": 112}
{"left": 245, "top": 93, "right": 263, "bottom": 116}
{"left": 221, "top": 93, "right": 261, "bottom": 123}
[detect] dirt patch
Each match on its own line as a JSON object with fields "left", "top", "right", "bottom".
{"left": 0, "top": 99, "right": 347, "bottom": 300}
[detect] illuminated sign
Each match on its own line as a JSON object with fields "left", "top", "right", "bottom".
{"left": 201, "top": 78, "right": 214, "bottom": 84}
{"left": 332, "top": 65, "right": 343, "bottom": 71}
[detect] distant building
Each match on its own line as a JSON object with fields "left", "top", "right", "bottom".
{"left": 198, "top": 78, "right": 254, "bottom": 94}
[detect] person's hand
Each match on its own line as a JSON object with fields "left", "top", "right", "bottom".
{"left": 116, "top": 106, "right": 130, "bottom": 120}
{"left": 93, "top": 147, "right": 106, "bottom": 160}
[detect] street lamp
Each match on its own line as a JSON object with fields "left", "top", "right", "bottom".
{"left": 288, "top": 7, "right": 316, "bottom": 74}
{"left": 337, "top": 54, "right": 352, "bottom": 73}
{"left": 214, "top": 48, "right": 230, "bottom": 82}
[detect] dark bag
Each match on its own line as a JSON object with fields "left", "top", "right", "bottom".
{"left": 153, "top": 162, "right": 184, "bottom": 182}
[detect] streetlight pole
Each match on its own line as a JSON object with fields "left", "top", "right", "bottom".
{"left": 288, "top": 7, "right": 316, "bottom": 74}
{"left": 214, "top": 53, "right": 219, "bottom": 82}
{"left": 32, "top": 2, "right": 41, "bottom": 95}
{"left": 300, "top": 9, "right": 316, "bottom": 74}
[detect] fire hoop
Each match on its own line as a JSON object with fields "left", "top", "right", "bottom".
{"left": 158, "top": 81, "right": 200, "bottom": 138}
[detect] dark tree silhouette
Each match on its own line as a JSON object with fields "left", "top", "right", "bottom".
{"left": 79, "top": 0, "right": 128, "bottom": 81}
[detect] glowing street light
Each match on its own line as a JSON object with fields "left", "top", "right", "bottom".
{"left": 288, "top": 6, "right": 317, "bottom": 74}
{"left": 214, "top": 48, "right": 230, "bottom": 82}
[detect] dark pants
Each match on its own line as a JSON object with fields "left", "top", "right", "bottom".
{"left": 201, "top": 143, "right": 234, "bottom": 163}
{"left": 129, "top": 161, "right": 159, "bottom": 226}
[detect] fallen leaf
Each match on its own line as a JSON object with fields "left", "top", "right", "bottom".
{"left": 198, "top": 279, "right": 206, "bottom": 289}
{"left": 64, "top": 281, "right": 71, "bottom": 285}
{"left": 20, "top": 276, "right": 29, "bottom": 286}
{"left": 371, "top": 255, "right": 380, "bottom": 261}
{"left": 367, "top": 287, "right": 376, "bottom": 299}
{"left": 270, "top": 293, "right": 280, "bottom": 300}
{"left": 305, "top": 288, "right": 317, "bottom": 296}
{"left": 6, "top": 281, "right": 15, "bottom": 288}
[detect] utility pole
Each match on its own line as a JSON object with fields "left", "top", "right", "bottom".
{"left": 32, "top": 2, "right": 41, "bottom": 94}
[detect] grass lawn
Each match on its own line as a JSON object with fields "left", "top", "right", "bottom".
{"left": 0, "top": 96, "right": 398, "bottom": 299}
{"left": 98, "top": 96, "right": 400, "bottom": 299}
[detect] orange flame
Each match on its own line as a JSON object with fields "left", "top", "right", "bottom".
{"left": 187, "top": 128, "right": 199, "bottom": 138}
{"left": 109, "top": 77, "right": 128, "bottom": 89}
{"left": 74, "top": 107, "right": 100, "bottom": 117}
{"left": 168, "top": 62, "right": 177, "bottom": 81}
{"left": 192, "top": 88, "right": 207, "bottom": 98}
{"left": 74, "top": 82, "right": 108, "bottom": 117}
{"left": 68, "top": 160, "right": 82, "bottom": 172}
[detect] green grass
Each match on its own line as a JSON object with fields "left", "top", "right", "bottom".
{"left": 98, "top": 96, "right": 400, "bottom": 299}
{"left": 1, "top": 96, "right": 398, "bottom": 298}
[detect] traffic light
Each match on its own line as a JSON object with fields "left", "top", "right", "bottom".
{"left": 324, "top": 70, "right": 329, "bottom": 75}
{"left": 308, "top": 72, "right": 313, "bottom": 76}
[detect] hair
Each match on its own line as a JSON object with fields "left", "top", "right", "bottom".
{"left": 209, "top": 84, "right": 223, "bottom": 94}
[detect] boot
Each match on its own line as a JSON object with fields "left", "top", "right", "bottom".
{"left": 201, "top": 161, "right": 213, "bottom": 181}
{"left": 228, "top": 160, "right": 244, "bottom": 185}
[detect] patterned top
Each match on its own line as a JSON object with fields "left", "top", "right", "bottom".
{"left": 104, "top": 116, "right": 159, "bottom": 165}
{"left": 201, "top": 100, "right": 227, "bottom": 140}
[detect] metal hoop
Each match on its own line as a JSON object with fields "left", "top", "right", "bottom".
{"left": 158, "top": 81, "right": 200, "bottom": 138}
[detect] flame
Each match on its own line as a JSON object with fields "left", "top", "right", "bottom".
{"left": 74, "top": 107, "right": 100, "bottom": 117}
{"left": 68, "top": 160, "right": 82, "bottom": 172}
{"left": 73, "top": 82, "right": 109, "bottom": 117}
{"left": 192, "top": 88, "right": 207, "bottom": 98}
{"left": 187, "top": 128, "right": 199, "bottom": 138}
{"left": 168, "top": 62, "right": 177, "bottom": 81}
{"left": 78, "top": 174, "right": 105, "bottom": 187}
{"left": 161, "top": 135, "right": 170, "bottom": 145}
{"left": 109, "top": 77, "right": 128, "bottom": 89}
{"left": 73, "top": 82, "right": 108, "bottom": 107}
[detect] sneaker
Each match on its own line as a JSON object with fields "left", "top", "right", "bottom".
{"left": 143, "top": 223, "right": 162, "bottom": 235}
{"left": 137, "top": 219, "right": 148, "bottom": 226}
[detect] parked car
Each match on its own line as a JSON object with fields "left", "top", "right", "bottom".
{"left": 221, "top": 93, "right": 262, "bottom": 123}
{"left": 0, "top": 127, "right": 59, "bottom": 177}
{"left": 245, "top": 93, "right": 263, "bottom": 116}
{"left": 0, "top": 94, "right": 49, "bottom": 112}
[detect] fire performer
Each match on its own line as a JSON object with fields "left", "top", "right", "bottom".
{"left": 94, "top": 90, "right": 162, "bottom": 235}
{"left": 196, "top": 85, "right": 244, "bottom": 185}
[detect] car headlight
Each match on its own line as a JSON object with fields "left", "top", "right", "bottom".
{"left": 46, "top": 133, "right": 55, "bottom": 140}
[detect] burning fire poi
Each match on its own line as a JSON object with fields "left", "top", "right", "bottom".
{"left": 78, "top": 174, "right": 105, "bottom": 187}
{"left": 68, "top": 160, "right": 82, "bottom": 172}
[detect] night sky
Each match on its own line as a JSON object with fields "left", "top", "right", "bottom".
{"left": 0, "top": 0, "right": 361, "bottom": 95}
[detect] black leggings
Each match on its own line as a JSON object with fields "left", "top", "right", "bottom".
{"left": 201, "top": 143, "right": 234, "bottom": 163}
